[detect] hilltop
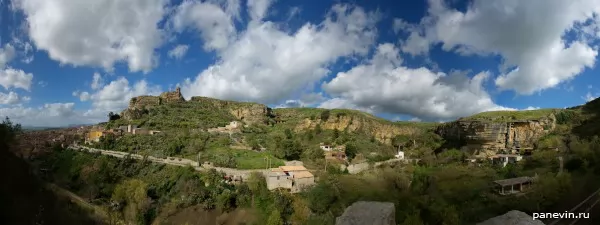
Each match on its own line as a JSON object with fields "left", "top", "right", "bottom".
{"left": 20, "top": 86, "right": 600, "bottom": 165}
{"left": 94, "top": 89, "right": 600, "bottom": 168}
{"left": 9, "top": 91, "right": 600, "bottom": 225}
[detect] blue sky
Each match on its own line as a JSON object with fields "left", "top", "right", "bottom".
{"left": 1, "top": 0, "right": 600, "bottom": 126}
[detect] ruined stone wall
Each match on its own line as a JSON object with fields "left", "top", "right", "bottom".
{"left": 159, "top": 87, "right": 185, "bottom": 104}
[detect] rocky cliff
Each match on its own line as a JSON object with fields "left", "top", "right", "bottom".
{"left": 293, "top": 113, "right": 426, "bottom": 144}
{"left": 190, "top": 96, "right": 274, "bottom": 125}
{"left": 121, "top": 88, "right": 186, "bottom": 120}
{"left": 121, "top": 91, "right": 274, "bottom": 124}
{"left": 437, "top": 113, "right": 556, "bottom": 155}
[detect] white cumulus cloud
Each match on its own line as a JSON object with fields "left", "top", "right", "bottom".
{"left": 168, "top": 45, "right": 189, "bottom": 59}
{"left": 14, "top": 0, "right": 168, "bottom": 73}
{"left": 88, "top": 77, "right": 162, "bottom": 113}
{"left": 0, "top": 44, "right": 16, "bottom": 68}
{"left": 321, "top": 43, "right": 512, "bottom": 120}
{"left": 180, "top": 3, "right": 379, "bottom": 104}
{"left": 0, "top": 103, "right": 102, "bottom": 127}
{"left": 91, "top": 73, "right": 103, "bottom": 90}
{"left": 171, "top": 0, "right": 237, "bottom": 51}
{"left": 397, "top": 0, "right": 600, "bottom": 95}
{"left": 0, "top": 67, "right": 33, "bottom": 91}
{"left": 0, "top": 91, "right": 28, "bottom": 105}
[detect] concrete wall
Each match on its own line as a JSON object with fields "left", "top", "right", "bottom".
{"left": 267, "top": 175, "right": 293, "bottom": 190}
{"left": 346, "top": 162, "right": 370, "bottom": 174}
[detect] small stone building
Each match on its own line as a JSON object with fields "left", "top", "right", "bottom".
{"left": 266, "top": 166, "right": 315, "bottom": 193}
{"left": 336, "top": 201, "right": 395, "bottom": 225}
{"left": 132, "top": 128, "right": 149, "bottom": 135}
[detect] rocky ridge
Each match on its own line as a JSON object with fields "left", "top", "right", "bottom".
{"left": 436, "top": 113, "right": 556, "bottom": 155}
{"left": 294, "top": 115, "right": 424, "bottom": 144}
{"left": 121, "top": 90, "right": 274, "bottom": 125}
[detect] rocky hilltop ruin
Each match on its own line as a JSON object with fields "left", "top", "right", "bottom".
{"left": 120, "top": 87, "right": 186, "bottom": 120}
{"left": 436, "top": 113, "right": 556, "bottom": 156}
{"left": 120, "top": 89, "right": 274, "bottom": 125}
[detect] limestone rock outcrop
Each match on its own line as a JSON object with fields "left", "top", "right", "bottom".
{"left": 436, "top": 114, "right": 556, "bottom": 155}
{"left": 295, "top": 115, "right": 422, "bottom": 144}
{"left": 336, "top": 201, "right": 395, "bottom": 225}
{"left": 121, "top": 88, "right": 185, "bottom": 120}
{"left": 476, "top": 210, "right": 545, "bottom": 225}
{"left": 190, "top": 96, "right": 274, "bottom": 125}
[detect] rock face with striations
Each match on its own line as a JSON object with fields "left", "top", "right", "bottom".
{"left": 190, "top": 96, "right": 274, "bottom": 125}
{"left": 294, "top": 114, "right": 422, "bottom": 144}
{"left": 476, "top": 210, "right": 545, "bottom": 225}
{"left": 436, "top": 114, "right": 556, "bottom": 155}
{"left": 336, "top": 201, "right": 395, "bottom": 225}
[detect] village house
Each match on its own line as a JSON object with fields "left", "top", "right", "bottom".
{"left": 207, "top": 121, "right": 242, "bottom": 133}
{"left": 494, "top": 176, "right": 534, "bottom": 195}
{"left": 85, "top": 130, "right": 104, "bottom": 144}
{"left": 325, "top": 151, "right": 347, "bottom": 161}
{"left": 489, "top": 154, "right": 523, "bottom": 167}
{"left": 266, "top": 166, "right": 315, "bottom": 193}
{"left": 320, "top": 143, "right": 332, "bottom": 151}
{"left": 127, "top": 124, "right": 138, "bottom": 133}
{"left": 132, "top": 128, "right": 149, "bottom": 135}
{"left": 394, "top": 150, "right": 405, "bottom": 160}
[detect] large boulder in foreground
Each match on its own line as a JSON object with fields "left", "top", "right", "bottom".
{"left": 335, "top": 201, "right": 395, "bottom": 225}
{"left": 477, "top": 210, "right": 545, "bottom": 225}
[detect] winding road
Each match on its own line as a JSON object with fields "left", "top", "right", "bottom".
{"left": 68, "top": 144, "right": 270, "bottom": 180}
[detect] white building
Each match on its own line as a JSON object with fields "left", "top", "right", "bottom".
{"left": 490, "top": 154, "right": 523, "bottom": 167}
{"left": 320, "top": 143, "right": 332, "bottom": 151}
{"left": 394, "top": 151, "right": 405, "bottom": 160}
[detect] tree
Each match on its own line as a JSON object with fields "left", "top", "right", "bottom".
{"left": 345, "top": 142, "right": 358, "bottom": 161}
{"left": 282, "top": 140, "right": 302, "bottom": 160}
{"left": 266, "top": 209, "right": 283, "bottom": 225}
{"left": 112, "top": 179, "right": 151, "bottom": 224}
{"left": 320, "top": 110, "right": 330, "bottom": 121}
{"left": 333, "top": 129, "right": 340, "bottom": 139}
{"left": 305, "top": 147, "right": 324, "bottom": 161}
{"left": 284, "top": 128, "right": 293, "bottom": 139}
{"left": 307, "top": 182, "right": 337, "bottom": 214}
{"left": 217, "top": 189, "right": 237, "bottom": 212}
{"left": 107, "top": 112, "right": 121, "bottom": 121}
{"left": 315, "top": 124, "right": 322, "bottom": 134}
{"left": 0, "top": 117, "right": 21, "bottom": 148}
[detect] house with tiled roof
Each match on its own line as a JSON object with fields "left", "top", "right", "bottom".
{"left": 266, "top": 165, "right": 315, "bottom": 193}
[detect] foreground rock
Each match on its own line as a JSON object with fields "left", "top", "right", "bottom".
{"left": 335, "top": 201, "right": 395, "bottom": 225}
{"left": 476, "top": 210, "right": 545, "bottom": 225}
